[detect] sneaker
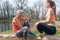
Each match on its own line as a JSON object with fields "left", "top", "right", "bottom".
{"left": 37, "top": 36, "right": 41, "bottom": 40}
{"left": 28, "top": 32, "right": 35, "bottom": 36}
{"left": 42, "top": 37, "right": 49, "bottom": 40}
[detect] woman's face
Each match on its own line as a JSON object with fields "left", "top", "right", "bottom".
{"left": 17, "top": 12, "right": 23, "bottom": 17}
{"left": 45, "top": 2, "right": 50, "bottom": 8}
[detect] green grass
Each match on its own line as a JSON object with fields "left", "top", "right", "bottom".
{"left": 0, "top": 29, "right": 60, "bottom": 34}
{"left": 0, "top": 24, "right": 60, "bottom": 34}
{"left": 0, "top": 20, "right": 12, "bottom": 23}
{"left": 56, "top": 30, "right": 60, "bottom": 34}
{"left": 55, "top": 24, "right": 60, "bottom": 34}
{"left": 56, "top": 24, "right": 60, "bottom": 28}
{"left": 34, "top": 30, "right": 60, "bottom": 35}
{"left": 0, "top": 30, "right": 13, "bottom": 34}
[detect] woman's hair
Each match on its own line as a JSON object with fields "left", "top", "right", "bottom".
{"left": 16, "top": 10, "right": 23, "bottom": 16}
{"left": 52, "top": 1, "right": 56, "bottom": 18}
{"left": 47, "top": 0, "right": 56, "bottom": 18}
{"left": 16, "top": 10, "right": 23, "bottom": 14}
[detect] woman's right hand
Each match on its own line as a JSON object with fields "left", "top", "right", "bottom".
{"left": 35, "top": 21, "right": 40, "bottom": 27}
{"left": 19, "top": 24, "right": 23, "bottom": 28}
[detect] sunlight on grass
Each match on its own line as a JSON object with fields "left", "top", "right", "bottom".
{"left": 0, "top": 30, "right": 13, "bottom": 34}
{"left": 56, "top": 30, "right": 60, "bottom": 34}
{"left": 56, "top": 24, "right": 60, "bottom": 28}
{"left": 0, "top": 30, "right": 60, "bottom": 34}
{"left": 0, "top": 27, "right": 60, "bottom": 34}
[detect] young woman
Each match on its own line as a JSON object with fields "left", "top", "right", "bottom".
{"left": 12, "top": 10, "right": 35, "bottom": 38}
{"left": 35, "top": 0, "right": 56, "bottom": 35}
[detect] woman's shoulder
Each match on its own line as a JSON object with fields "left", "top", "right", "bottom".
{"left": 48, "top": 8, "right": 54, "bottom": 14}
{"left": 48, "top": 8, "right": 54, "bottom": 12}
{"left": 12, "top": 17, "right": 17, "bottom": 22}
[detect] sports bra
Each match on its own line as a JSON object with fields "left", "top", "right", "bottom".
{"left": 46, "top": 8, "right": 56, "bottom": 26}
{"left": 51, "top": 14, "right": 56, "bottom": 21}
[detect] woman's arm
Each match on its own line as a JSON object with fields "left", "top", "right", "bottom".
{"left": 35, "top": 15, "right": 51, "bottom": 24}
{"left": 38, "top": 19, "right": 50, "bottom": 23}
{"left": 35, "top": 8, "right": 52, "bottom": 27}
{"left": 38, "top": 8, "right": 53, "bottom": 24}
{"left": 23, "top": 17, "right": 29, "bottom": 21}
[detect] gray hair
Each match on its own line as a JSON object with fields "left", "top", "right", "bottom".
{"left": 16, "top": 10, "right": 23, "bottom": 14}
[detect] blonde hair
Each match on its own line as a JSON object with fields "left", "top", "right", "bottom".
{"left": 16, "top": 10, "right": 23, "bottom": 16}
{"left": 16, "top": 10, "right": 23, "bottom": 14}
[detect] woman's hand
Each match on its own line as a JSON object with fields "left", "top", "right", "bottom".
{"left": 34, "top": 20, "right": 47, "bottom": 27}
{"left": 18, "top": 24, "right": 22, "bottom": 28}
{"left": 35, "top": 21, "right": 40, "bottom": 27}
{"left": 23, "top": 17, "right": 29, "bottom": 21}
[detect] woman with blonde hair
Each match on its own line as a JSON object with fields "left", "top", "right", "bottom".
{"left": 12, "top": 10, "right": 35, "bottom": 39}
{"left": 12, "top": 10, "right": 29, "bottom": 33}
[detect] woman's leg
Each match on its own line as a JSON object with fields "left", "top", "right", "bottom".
{"left": 15, "top": 27, "right": 28, "bottom": 37}
{"left": 37, "top": 23, "right": 46, "bottom": 40}
{"left": 37, "top": 23, "right": 56, "bottom": 35}
{"left": 37, "top": 23, "right": 45, "bottom": 33}
{"left": 43, "top": 25, "right": 56, "bottom": 35}
{"left": 36, "top": 23, "right": 56, "bottom": 40}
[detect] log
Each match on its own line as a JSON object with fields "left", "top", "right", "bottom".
{"left": 0, "top": 34, "right": 60, "bottom": 40}
{"left": 0, "top": 34, "right": 36, "bottom": 40}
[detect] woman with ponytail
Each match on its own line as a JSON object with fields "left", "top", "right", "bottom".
{"left": 35, "top": 0, "right": 56, "bottom": 36}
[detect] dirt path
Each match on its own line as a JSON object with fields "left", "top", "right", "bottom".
{"left": 46, "top": 35, "right": 60, "bottom": 40}
{"left": 0, "top": 34, "right": 60, "bottom": 40}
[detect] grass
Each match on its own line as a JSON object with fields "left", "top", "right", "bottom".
{"left": 0, "top": 24, "right": 60, "bottom": 34}
{"left": 0, "top": 29, "right": 60, "bottom": 35}
{"left": 56, "top": 24, "right": 60, "bottom": 28}
{"left": 34, "top": 30, "right": 60, "bottom": 35}
{"left": 56, "top": 30, "right": 60, "bottom": 34}
{"left": 0, "top": 20, "right": 12, "bottom": 23}
{"left": 0, "top": 30, "right": 13, "bottom": 34}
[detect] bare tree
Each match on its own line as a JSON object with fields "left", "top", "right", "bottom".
{"left": 2, "top": 0, "right": 13, "bottom": 19}
{"left": 14, "top": 0, "right": 28, "bottom": 10}
{"left": 32, "top": 1, "right": 43, "bottom": 20}
{"left": 33, "top": 3, "right": 39, "bottom": 20}
{"left": 57, "top": 10, "right": 60, "bottom": 20}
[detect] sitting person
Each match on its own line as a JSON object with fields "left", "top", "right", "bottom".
{"left": 35, "top": 0, "right": 56, "bottom": 39}
{"left": 12, "top": 10, "right": 35, "bottom": 38}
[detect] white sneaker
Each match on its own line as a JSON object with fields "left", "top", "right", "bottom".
{"left": 37, "top": 36, "right": 41, "bottom": 40}
{"left": 42, "top": 37, "right": 49, "bottom": 40}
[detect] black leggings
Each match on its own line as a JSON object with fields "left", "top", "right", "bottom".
{"left": 37, "top": 23, "right": 56, "bottom": 35}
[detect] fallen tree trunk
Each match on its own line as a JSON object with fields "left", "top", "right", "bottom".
{"left": 0, "top": 34, "right": 60, "bottom": 40}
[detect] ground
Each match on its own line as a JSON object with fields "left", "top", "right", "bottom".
{"left": 0, "top": 21, "right": 60, "bottom": 40}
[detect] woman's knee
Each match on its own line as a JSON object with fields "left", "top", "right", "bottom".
{"left": 36, "top": 23, "right": 43, "bottom": 28}
{"left": 23, "top": 27, "right": 28, "bottom": 30}
{"left": 15, "top": 31, "right": 23, "bottom": 37}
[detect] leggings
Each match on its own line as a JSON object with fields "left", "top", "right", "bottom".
{"left": 15, "top": 27, "right": 28, "bottom": 38}
{"left": 37, "top": 23, "right": 56, "bottom": 35}
{"left": 15, "top": 21, "right": 30, "bottom": 38}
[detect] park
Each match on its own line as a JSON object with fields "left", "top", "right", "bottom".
{"left": 0, "top": 0, "right": 60, "bottom": 40}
